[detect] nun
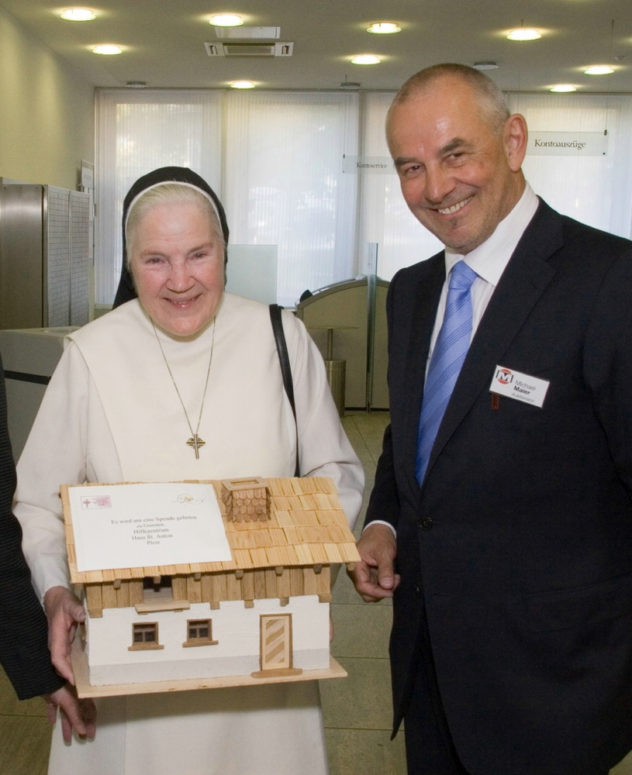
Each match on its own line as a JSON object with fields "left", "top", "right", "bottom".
{"left": 15, "top": 166, "right": 363, "bottom": 775}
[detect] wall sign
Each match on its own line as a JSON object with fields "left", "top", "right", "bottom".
{"left": 527, "top": 131, "right": 608, "bottom": 156}
{"left": 342, "top": 155, "right": 393, "bottom": 174}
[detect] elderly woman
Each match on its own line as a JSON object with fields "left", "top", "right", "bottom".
{"left": 15, "top": 166, "right": 363, "bottom": 775}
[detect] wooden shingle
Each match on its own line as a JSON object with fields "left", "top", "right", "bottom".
{"left": 64, "top": 477, "right": 359, "bottom": 583}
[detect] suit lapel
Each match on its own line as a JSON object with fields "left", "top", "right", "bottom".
{"left": 425, "top": 201, "right": 563, "bottom": 481}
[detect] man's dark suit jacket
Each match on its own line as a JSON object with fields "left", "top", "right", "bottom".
{"left": 366, "top": 199, "right": 632, "bottom": 775}
{"left": 0, "top": 358, "right": 63, "bottom": 698}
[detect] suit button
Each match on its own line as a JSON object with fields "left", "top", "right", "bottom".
{"left": 418, "top": 516, "right": 433, "bottom": 530}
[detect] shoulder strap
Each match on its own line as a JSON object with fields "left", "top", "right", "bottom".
{"left": 269, "top": 304, "right": 300, "bottom": 476}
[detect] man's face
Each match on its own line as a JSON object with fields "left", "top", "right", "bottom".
{"left": 387, "top": 76, "right": 526, "bottom": 254}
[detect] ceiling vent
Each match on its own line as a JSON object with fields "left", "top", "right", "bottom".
{"left": 213, "top": 26, "right": 280, "bottom": 40}
{"left": 204, "top": 41, "right": 294, "bottom": 58}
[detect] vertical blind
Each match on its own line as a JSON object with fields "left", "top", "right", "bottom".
{"left": 507, "top": 92, "right": 632, "bottom": 239}
{"left": 95, "top": 89, "right": 357, "bottom": 306}
{"left": 223, "top": 91, "right": 359, "bottom": 305}
{"left": 95, "top": 89, "right": 632, "bottom": 306}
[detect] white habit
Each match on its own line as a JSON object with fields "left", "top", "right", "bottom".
{"left": 15, "top": 294, "right": 364, "bottom": 775}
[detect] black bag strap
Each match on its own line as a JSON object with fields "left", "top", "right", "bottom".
{"left": 269, "top": 304, "right": 300, "bottom": 476}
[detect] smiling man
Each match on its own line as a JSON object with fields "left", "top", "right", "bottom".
{"left": 350, "top": 63, "right": 632, "bottom": 775}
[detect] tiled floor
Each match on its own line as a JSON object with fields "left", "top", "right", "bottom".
{"left": 1, "top": 409, "right": 631, "bottom": 774}
{"left": 0, "top": 673, "right": 50, "bottom": 775}
{"left": 324, "top": 410, "right": 406, "bottom": 775}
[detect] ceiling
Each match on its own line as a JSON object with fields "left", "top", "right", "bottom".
{"left": 1, "top": 0, "right": 631, "bottom": 93}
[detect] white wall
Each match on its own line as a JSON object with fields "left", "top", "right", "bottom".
{"left": 0, "top": 6, "right": 94, "bottom": 189}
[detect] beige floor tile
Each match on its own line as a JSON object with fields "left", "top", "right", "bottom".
{"left": 325, "top": 728, "right": 406, "bottom": 775}
{"left": 331, "top": 602, "right": 391, "bottom": 660}
{"left": 343, "top": 410, "right": 389, "bottom": 444}
{"left": 321, "top": 656, "right": 393, "bottom": 731}
{"left": 0, "top": 714, "right": 51, "bottom": 775}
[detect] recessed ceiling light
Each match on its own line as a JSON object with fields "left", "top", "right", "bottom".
{"left": 366, "top": 22, "right": 401, "bottom": 34}
{"left": 230, "top": 80, "right": 256, "bottom": 89}
{"left": 58, "top": 7, "right": 97, "bottom": 21}
{"left": 473, "top": 61, "right": 499, "bottom": 71}
{"left": 584, "top": 64, "right": 615, "bottom": 75}
{"left": 91, "top": 44, "right": 123, "bottom": 56}
{"left": 351, "top": 54, "right": 381, "bottom": 65}
{"left": 550, "top": 84, "right": 577, "bottom": 93}
{"left": 210, "top": 13, "right": 243, "bottom": 27}
{"left": 506, "top": 28, "right": 542, "bottom": 41}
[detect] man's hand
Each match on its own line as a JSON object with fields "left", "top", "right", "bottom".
{"left": 44, "top": 684, "right": 96, "bottom": 744}
{"left": 349, "top": 523, "right": 400, "bottom": 602}
{"left": 43, "top": 586, "right": 85, "bottom": 684}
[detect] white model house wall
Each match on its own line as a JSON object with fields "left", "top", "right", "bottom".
{"left": 85, "top": 595, "right": 329, "bottom": 686}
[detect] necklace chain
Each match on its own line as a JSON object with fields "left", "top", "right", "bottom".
{"left": 152, "top": 320, "right": 216, "bottom": 458}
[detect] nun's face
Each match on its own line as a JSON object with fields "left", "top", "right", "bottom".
{"left": 129, "top": 200, "right": 225, "bottom": 338}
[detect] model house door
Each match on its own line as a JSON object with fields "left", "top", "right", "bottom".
{"left": 259, "top": 614, "right": 293, "bottom": 672}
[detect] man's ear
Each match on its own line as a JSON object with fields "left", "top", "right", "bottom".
{"left": 504, "top": 113, "right": 528, "bottom": 171}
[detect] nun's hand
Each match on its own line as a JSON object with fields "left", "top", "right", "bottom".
{"left": 44, "top": 586, "right": 85, "bottom": 684}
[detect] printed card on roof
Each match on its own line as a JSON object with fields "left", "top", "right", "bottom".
{"left": 67, "top": 482, "right": 231, "bottom": 572}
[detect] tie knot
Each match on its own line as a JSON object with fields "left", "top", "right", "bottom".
{"left": 449, "top": 260, "right": 477, "bottom": 291}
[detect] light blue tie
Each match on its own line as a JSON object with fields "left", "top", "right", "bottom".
{"left": 415, "top": 260, "right": 478, "bottom": 485}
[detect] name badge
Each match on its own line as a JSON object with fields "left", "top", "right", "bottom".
{"left": 490, "top": 366, "right": 550, "bottom": 408}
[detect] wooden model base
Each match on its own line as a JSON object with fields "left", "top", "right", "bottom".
{"left": 71, "top": 637, "right": 347, "bottom": 698}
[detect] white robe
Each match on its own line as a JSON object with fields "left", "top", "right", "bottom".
{"left": 15, "top": 294, "right": 364, "bottom": 775}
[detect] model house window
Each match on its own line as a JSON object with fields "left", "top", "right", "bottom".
{"left": 183, "top": 619, "right": 218, "bottom": 647}
{"left": 129, "top": 622, "right": 163, "bottom": 650}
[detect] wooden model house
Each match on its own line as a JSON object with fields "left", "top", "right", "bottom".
{"left": 63, "top": 477, "right": 359, "bottom": 697}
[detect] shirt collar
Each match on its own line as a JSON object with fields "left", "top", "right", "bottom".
{"left": 445, "top": 184, "right": 539, "bottom": 286}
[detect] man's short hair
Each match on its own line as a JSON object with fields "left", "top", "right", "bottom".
{"left": 390, "top": 63, "right": 510, "bottom": 133}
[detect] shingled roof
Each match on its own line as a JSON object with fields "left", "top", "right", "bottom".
{"left": 65, "top": 477, "right": 359, "bottom": 584}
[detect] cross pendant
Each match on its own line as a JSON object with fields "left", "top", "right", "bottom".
{"left": 186, "top": 434, "right": 205, "bottom": 459}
